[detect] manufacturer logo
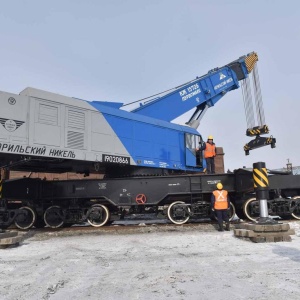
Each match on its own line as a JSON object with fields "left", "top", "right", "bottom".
{"left": 0, "top": 118, "right": 25, "bottom": 132}
{"left": 8, "top": 97, "right": 16, "bottom": 105}
{"left": 219, "top": 72, "right": 226, "bottom": 80}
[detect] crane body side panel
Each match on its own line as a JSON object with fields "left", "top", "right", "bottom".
{"left": 0, "top": 88, "right": 203, "bottom": 173}
{"left": 2, "top": 173, "right": 238, "bottom": 206}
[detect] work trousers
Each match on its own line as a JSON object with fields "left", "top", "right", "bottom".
{"left": 215, "top": 209, "right": 229, "bottom": 229}
{"left": 206, "top": 157, "right": 215, "bottom": 174}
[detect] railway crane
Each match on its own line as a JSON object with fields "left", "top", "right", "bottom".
{"left": 0, "top": 52, "right": 289, "bottom": 231}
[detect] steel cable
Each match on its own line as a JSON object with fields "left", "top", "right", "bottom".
{"left": 252, "top": 64, "right": 265, "bottom": 126}
{"left": 242, "top": 77, "right": 255, "bottom": 128}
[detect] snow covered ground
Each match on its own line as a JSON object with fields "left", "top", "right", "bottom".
{"left": 1, "top": 221, "right": 300, "bottom": 300}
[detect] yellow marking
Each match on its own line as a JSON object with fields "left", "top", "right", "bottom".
{"left": 253, "top": 175, "right": 266, "bottom": 187}
{"left": 254, "top": 168, "right": 268, "bottom": 184}
{"left": 253, "top": 168, "right": 269, "bottom": 187}
{"left": 245, "top": 52, "right": 259, "bottom": 73}
{"left": 262, "top": 167, "right": 269, "bottom": 180}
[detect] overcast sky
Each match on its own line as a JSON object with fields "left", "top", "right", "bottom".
{"left": 0, "top": 0, "right": 299, "bottom": 171}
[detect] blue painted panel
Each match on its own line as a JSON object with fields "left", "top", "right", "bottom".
{"left": 89, "top": 101, "right": 197, "bottom": 133}
{"left": 107, "top": 116, "right": 133, "bottom": 139}
{"left": 186, "top": 148, "right": 196, "bottom": 167}
{"left": 131, "top": 66, "right": 240, "bottom": 122}
{"left": 133, "top": 139, "right": 153, "bottom": 157}
{"left": 167, "top": 129, "right": 182, "bottom": 147}
{"left": 91, "top": 101, "right": 124, "bottom": 109}
{"left": 87, "top": 101, "right": 202, "bottom": 172}
{"left": 168, "top": 144, "right": 182, "bottom": 162}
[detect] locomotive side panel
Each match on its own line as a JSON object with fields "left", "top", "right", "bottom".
{"left": 0, "top": 92, "right": 29, "bottom": 147}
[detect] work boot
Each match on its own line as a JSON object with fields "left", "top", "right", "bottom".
{"left": 225, "top": 222, "right": 230, "bottom": 231}
{"left": 218, "top": 226, "right": 224, "bottom": 232}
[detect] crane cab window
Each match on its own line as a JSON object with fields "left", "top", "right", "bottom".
{"left": 185, "top": 133, "right": 203, "bottom": 168}
{"left": 185, "top": 133, "right": 201, "bottom": 150}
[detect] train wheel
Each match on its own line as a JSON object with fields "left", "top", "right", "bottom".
{"left": 228, "top": 202, "right": 236, "bottom": 221}
{"left": 167, "top": 201, "right": 190, "bottom": 225}
{"left": 235, "top": 201, "right": 247, "bottom": 220}
{"left": 14, "top": 206, "right": 36, "bottom": 230}
{"left": 291, "top": 196, "right": 300, "bottom": 220}
{"left": 211, "top": 202, "right": 236, "bottom": 222}
{"left": 243, "top": 197, "right": 260, "bottom": 222}
{"left": 87, "top": 204, "right": 110, "bottom": 227}
{"left": 44, "top": 206, "right": 64, "bottom": 228}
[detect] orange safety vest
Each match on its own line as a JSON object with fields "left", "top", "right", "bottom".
{"left": 204, "top": 142, "right": 216, "bottom": 158}
{"left": 213, "top": 190, "right": 229, "bottom": 210}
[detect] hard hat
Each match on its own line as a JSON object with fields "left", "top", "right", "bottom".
{"left": 208, "top": 135, "right": 213, "bottom": 140}
{"left": 216, "top": 182, "right": 223, "bottom": 190}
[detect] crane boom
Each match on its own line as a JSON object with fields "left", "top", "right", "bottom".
{"left": 131, "top": 52, "right": 276, "bottom": 154}
{"left": 131, "top": 53, "right": 257, "bottom": 123}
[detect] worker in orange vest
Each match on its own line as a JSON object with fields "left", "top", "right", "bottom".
{"left": 202, "top": 135, "right": 216, "bottom": 174}
{"left": 211, "top": 182, "right": 230, "bottom": 232}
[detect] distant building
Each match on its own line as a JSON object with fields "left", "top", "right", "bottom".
{"left": 272, "top": 166, "right": 300, "bottom": 175}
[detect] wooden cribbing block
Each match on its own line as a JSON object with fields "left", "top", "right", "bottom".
{"left": 0, "top": 231, "right": 18, "bottom": 239}
{"left": 234, "top": 222, "right": 295, "bottom": 243}
{"left": 238, "top": 223, "right": 290, "bottom": 232}
{"left": 0, "top": 231, "right": 23, "bottom": 248}
{"left": 234, "top": 229, "right": 295, "bottom": 238}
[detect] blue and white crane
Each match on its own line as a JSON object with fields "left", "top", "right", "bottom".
{"left": 0, "top": 52, "right": 275, "bottom": 177}
{"left": 130, "top": 52, "right": 276, "bottom": 155}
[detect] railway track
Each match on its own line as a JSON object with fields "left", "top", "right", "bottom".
{"left": 8, "top": 217, "right": 297, "bottom": 238}
{"left": 8, "top": 218, "right": 224, "bottom": 238}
